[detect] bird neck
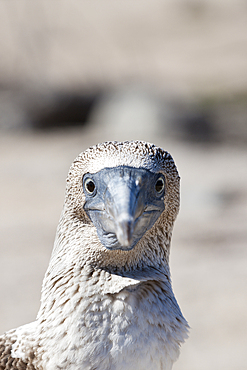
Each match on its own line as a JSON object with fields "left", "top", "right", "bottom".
{"left": 37, "top": 210, "right": 173, "bottom": 320}
{"left": 34, "top": 213, "right": 188, "bottom": 370}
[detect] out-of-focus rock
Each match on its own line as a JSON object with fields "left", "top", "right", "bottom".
{"left": 0, "top": 86, "right": 101, "bottom": 131}
{"left": 27, "top": 90, "right": 101, "bottom": 130}
{"left": 169, "top": 95, "right": 247, "bottom": 145}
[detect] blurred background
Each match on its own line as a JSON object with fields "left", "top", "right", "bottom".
{"left": 0, "top": 1, "right": 247, "bottom": 369}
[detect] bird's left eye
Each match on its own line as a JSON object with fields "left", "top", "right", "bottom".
{"left": 84, "top": 178, "right": 96, "bottom": 194}
{"left": 155, "top": 177, "right": 165, "bottom": 194}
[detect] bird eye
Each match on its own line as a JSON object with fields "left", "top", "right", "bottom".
{"left": 155, "top": 177, "right": 165, "bottom": 194}
{"left": 84, "top": 178, "right": 96, "bottom": 194}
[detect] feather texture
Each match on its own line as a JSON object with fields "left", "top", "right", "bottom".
{"left": 0, "top": 141, "right": 189, "bottom": 370}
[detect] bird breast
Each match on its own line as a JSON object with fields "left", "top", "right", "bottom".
{"left": 37, "top": 271, "right": 185, "bottom": 370}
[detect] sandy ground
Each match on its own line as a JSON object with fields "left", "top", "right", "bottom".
{"left": 0, "top": 127, "right": 246, "bottom": 370}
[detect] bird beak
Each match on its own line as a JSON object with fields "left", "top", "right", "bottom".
{"left": 104, "top": 175, "right": 142, "bottom": 248}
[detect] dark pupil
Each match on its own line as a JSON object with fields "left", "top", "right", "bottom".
{"left": 86, "top": 181, "right": 95, "bottom": 193}
{"left": 155, "top": 179, "right": 164, "bottom": 193}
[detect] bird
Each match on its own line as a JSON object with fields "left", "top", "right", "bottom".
{"left": 0, "top": 140, "right": 189, "bottom": 370}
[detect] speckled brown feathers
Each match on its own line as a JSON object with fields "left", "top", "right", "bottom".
{"left": 0, "top": 141, "right": 188, "bottom": 370}
{"left": 0, "top": 333, "right": 36, "bottom": 370}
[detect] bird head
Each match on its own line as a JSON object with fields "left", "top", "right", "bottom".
{"left": 63, "top": 141, "right": 180, "bottom": 258}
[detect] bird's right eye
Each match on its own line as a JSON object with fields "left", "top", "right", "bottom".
{"left": 84, "top": 178, "right": 96, "bottom": 195}
{"left": 155, "top": 177, "right": 165, "bottom": 194}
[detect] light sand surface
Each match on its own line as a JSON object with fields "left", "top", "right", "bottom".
{"left": 0, "top": 128, "right": 246, "bottom": 370}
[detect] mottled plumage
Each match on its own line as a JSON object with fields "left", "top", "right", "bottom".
{"left": 0, "top": 141, "right": 188, "bottom": 370}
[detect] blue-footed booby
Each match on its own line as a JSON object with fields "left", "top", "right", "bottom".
{"left": 0, "top": 141, "right": 188, "bottom": 370}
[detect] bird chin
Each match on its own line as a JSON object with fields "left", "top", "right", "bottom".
{"left": 98, "top": 231, "right": 137, "bottom": 251}
{"left": 105, "top": 244, "right": 136, "bottom": 251}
